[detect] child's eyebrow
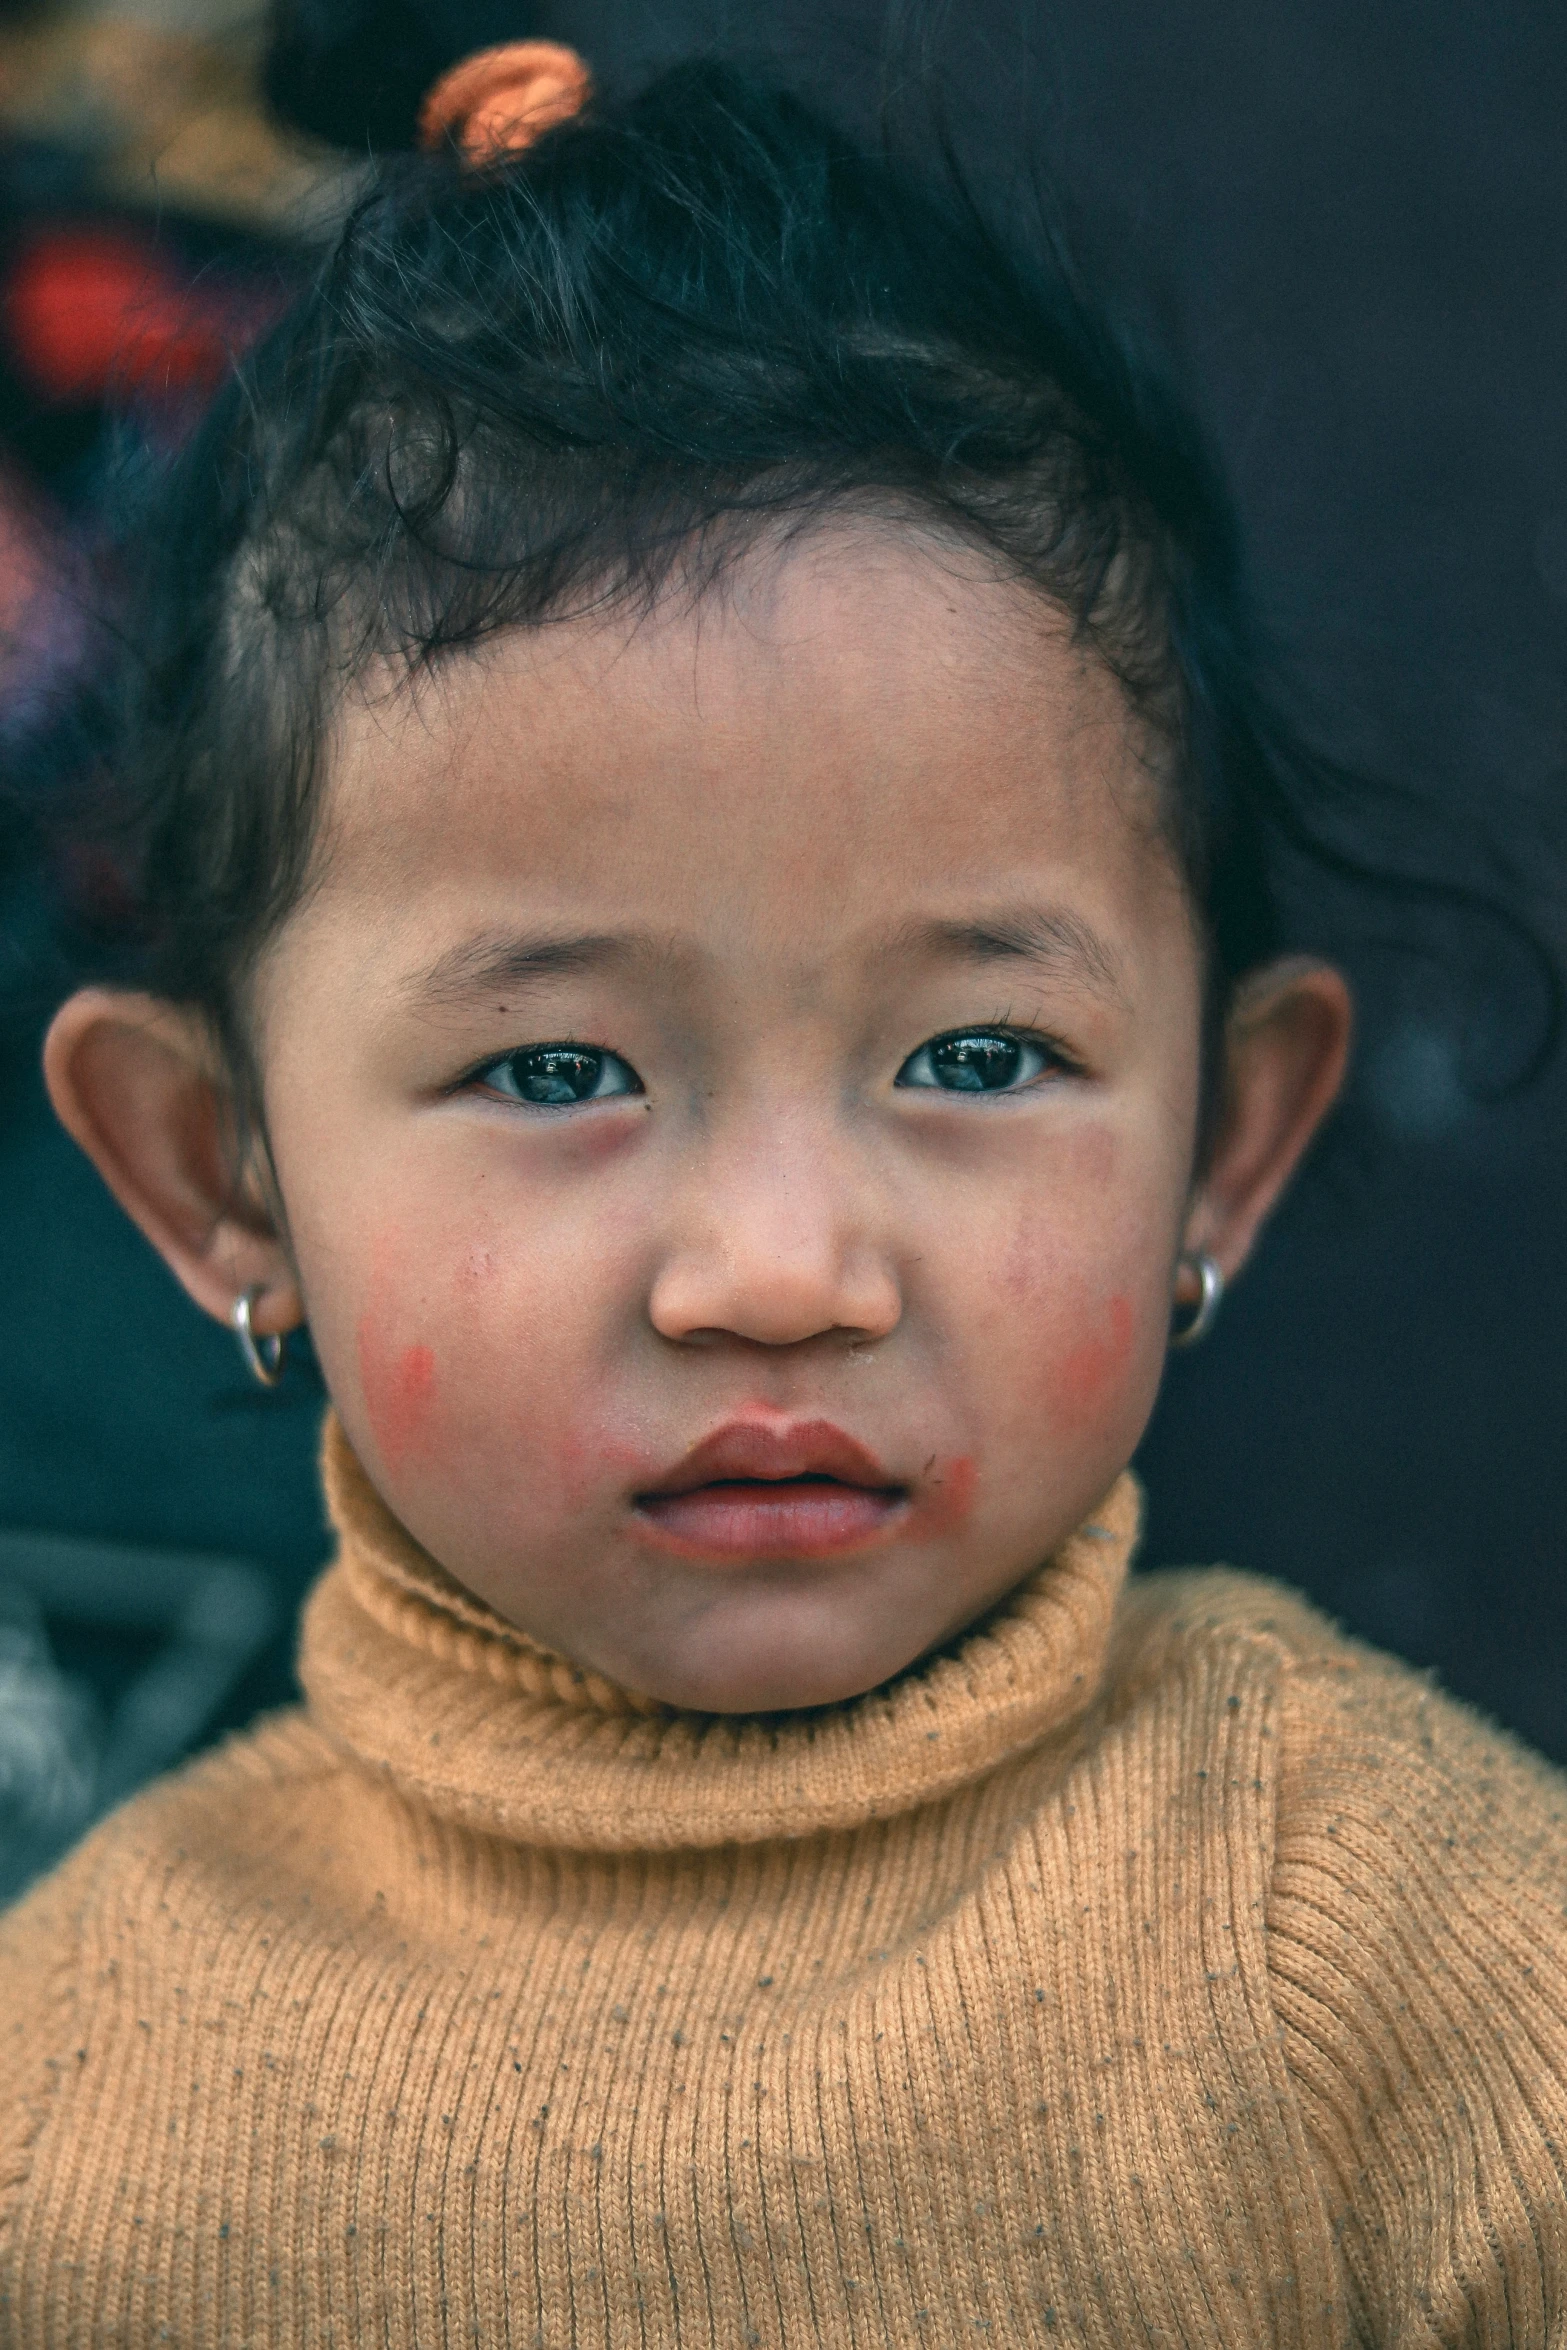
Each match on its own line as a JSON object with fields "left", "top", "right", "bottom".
{"left": 402, "top": 931, "right": 644, "bottom": 1009}
{"left": 402, "top": 911, "right": 1125, "bottom": 1009}
{"left": 894, "top": 909, "right": 1126, "bottom": 1002}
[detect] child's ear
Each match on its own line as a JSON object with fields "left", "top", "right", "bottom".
{"left": 43, "top": 988, "right": 303, "bottom": 1339}
{"left": 1182, "top": 958, "right": 1352, "bottom": 1284}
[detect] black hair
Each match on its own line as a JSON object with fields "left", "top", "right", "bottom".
{"left": 80, "top": 62, "right": 1490, "bottom": 1133}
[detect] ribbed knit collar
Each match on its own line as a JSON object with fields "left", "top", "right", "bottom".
{"left": 300, "top": 1415, "right": 1142, "bottom": 1853}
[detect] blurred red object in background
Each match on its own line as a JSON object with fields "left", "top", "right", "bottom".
{"left": 3, "top": 224, "right": 278, "bottom": 407}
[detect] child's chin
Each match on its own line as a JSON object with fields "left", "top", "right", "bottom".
{"left": 659, "top": 1665, "right": 895, "bottom": 1715}
{"left": 631, "top": 1615, "right": 931, "bottom": 1716}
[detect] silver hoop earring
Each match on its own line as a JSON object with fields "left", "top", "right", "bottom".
{"left": 231, "top": 1287, "right": 286, "bottom": 1388}
{"left": 1170, "top": 1251, "right": 1224, "bottom": 1348}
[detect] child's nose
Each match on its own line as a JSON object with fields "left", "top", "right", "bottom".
{"left": 646, "top": 1122, "right": 902, "bottom": 1350}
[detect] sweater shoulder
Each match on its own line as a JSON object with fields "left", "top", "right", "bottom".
{"left": 1120, "top": 1564, "right": 1567, "bottom": 2343}
{"left": 1110, "top": 1557, "right": 1404, "bottom": 1743}
{"left": 29, "top": 1703, "right": 353, "bottom": 1892}
{"left": 1117, "top": 1557, "right": 1375, "bottom": 1676}
{"left": 1, "top": 1703, "right": 353, "bottom": 1975}
{"left": 1119, "top": 1554, "right": 1567, "bottom": 1882}
{"left": 0, "top": 1709, "right": 348, "bottom": 2250}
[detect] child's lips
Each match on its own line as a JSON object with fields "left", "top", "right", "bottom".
{"left": 632, "top": 1418, "right": 908, "bottom": 1562}
{"left": 636, "top": 1479, "right": 906, "bottom": 1558}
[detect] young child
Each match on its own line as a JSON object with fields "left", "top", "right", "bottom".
{"left": 4, "top": 46, "right": 1565, "bottom": 2350}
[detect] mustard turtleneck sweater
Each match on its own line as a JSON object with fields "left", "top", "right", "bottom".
{"left": 3, "top": 1426, "right": 1567, "bottom": 2348}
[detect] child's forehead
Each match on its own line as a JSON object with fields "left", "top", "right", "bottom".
{"left": 281, "top": 529, "right": 1194, "bottom": 1014}
{"left": 331, "top": 524, "right": 1160, "bottom": 864}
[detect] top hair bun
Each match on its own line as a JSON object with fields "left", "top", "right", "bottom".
{"left": 418, "top": 39, "right": 592, "bottom": 162}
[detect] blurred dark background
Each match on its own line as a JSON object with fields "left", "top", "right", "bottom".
{"left": 1, "top": 0, "right": 1564, "bottom": 1893}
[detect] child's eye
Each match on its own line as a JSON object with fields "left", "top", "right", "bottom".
{"left": 895, "top": 1028, "right": 1062, "bottom": 1094}
{"left": 474, "top": 1044, "right": 643, "bottom": 1106}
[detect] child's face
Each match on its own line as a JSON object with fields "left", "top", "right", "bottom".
{"left": 263, "top": 528, "right": 1199, "bottom": 1707}
{"left": 52, "top": 528, "right": 1349, "bottom": 1710}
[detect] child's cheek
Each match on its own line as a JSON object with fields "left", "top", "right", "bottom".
{"left": 1054, "top": 1292, "right": 1137, "bottom": 1430}
{"left": 992, "top": 1195, "right": 1160, "bottom": 1449}
{"left": 903, "top": 1451, "right": 978, "bottom": 1540}
{"left": 349, "top": 1219, "right": 624, "bottom": 1518}
{"left": 352, "top": 1227, "right": 436, "bottom": 1473}
{"left": 997, "top": 1127, "right": 1119, "bottom": 1304}
{"left": 357, "top": 1325, "right": 438, "bottom": 1474}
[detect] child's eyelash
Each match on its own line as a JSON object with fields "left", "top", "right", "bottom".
{"left": 448, "top": 1019, "right": 1085, "bottom": 1092}
{"left": 972, "top": 1012, "right": 1084, "bottom": 1073}
{"left": 447, "top": 1042, "right": 611, "bottom": 1091}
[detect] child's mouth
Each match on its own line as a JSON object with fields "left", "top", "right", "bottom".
{"left": 636, "top": 1474, "right": 907, "bottom": 1557}
{"left": 632, "top": 1419, "right": 909, "bottom": 1561}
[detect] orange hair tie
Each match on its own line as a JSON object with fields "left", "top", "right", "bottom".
{"left": 418, "top": 40, "right": 593, "bottom": 164}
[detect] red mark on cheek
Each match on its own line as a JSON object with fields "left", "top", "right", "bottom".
{"left": 358, "top": 1319, "right": 437, "bottom": 1474}
{"left": 908, "top": 1453, "right": 977, "bottom": 1539}
{"left": 1057, "top": 1294, "right": 1135, "bottom": 1417}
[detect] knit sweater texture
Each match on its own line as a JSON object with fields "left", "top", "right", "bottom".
{"left": 3, "top": 1423, "right": 1567, "bottom": 2348}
